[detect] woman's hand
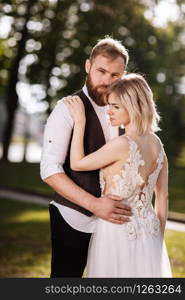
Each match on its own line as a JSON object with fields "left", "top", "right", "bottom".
{"left": 64, "top": 96, "right": 86, "bottom": 125}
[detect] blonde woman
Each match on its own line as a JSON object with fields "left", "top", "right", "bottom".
{"left": 64, "top": 73, "right": 172, "bottom": 278}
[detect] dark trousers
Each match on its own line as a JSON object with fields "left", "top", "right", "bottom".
{"left": 49, "top": 204, "right": 91, "bottom": 278}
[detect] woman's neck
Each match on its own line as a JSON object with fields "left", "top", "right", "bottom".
{"left": 124, "top": 124, "right": 152, "bottom": 138}
{"left": 124, "top": 124, "right": 139, "bottom": 137}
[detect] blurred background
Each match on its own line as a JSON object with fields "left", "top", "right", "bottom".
{"left": 0, "top": 0, "right": 184, "bottom": 278}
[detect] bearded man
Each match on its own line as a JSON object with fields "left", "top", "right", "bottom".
{"left": 40, "top": 37, "right": 131, "bottom": 278}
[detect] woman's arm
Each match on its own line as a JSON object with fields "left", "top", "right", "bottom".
{"left": 154, "top": 154, "right": 169, "bottom": 238}
{"left": 71, "top": 135, "right": 128, "bottom": 171}
{"left": 64, "top": 96, "right": 129, "bottom": 171}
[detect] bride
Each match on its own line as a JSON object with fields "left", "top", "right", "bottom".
{"left": 64, "top": 73, "right": 172, "bottom": 278}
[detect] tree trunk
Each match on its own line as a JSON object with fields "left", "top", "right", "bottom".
{"left": 1, "top": 0, "right": 36, "bottom": 161}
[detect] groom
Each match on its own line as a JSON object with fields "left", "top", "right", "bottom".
{"left": 40, "top": 37, "right": 132, "bottom": 277}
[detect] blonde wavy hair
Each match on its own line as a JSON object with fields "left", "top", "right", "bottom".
{"left": 107, "top": 73, "right": 161, "bottom": 135}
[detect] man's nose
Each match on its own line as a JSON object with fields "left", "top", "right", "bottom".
{"left": 103, "top": 74, "right": 112, "bottom": 86}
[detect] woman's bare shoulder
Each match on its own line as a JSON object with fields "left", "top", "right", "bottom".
{"left": 147, "top": 133, "right": 162, "bottom": 147}
{"left": 108, "top": 135, "right": 130, "bottom": 153}
{"left": 147, "top": 133, "right": 167, "bottom": 157}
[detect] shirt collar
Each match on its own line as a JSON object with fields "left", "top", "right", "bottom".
{"left": 82, "top": 85, "right": 90, "bottom": 99}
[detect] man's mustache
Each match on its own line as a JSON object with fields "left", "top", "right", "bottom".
{"left": 96, "top": 85, "right": 108, "bottom": 90}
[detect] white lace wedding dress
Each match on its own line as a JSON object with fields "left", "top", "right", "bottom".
{"left": 55, "top": 135, "right": 172, "bottom": 277}
{"left": 86, "top": 135, "right": 172, "bottom": 278}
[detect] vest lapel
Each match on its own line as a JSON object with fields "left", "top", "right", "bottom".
{"left": 76, "top": 90, "right": 106, "bottom": 151}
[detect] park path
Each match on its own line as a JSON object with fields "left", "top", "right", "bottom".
{"left": 0, "top": 188, "right": 185, "bottom": 233}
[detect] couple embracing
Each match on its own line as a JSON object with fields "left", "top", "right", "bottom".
{"left": 40, "top": 37, "right": 172, "bottom": 278}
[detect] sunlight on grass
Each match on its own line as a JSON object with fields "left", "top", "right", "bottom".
{"left": 0, "top": 199, "right": 51, "bottom": 278}
{"left": 8, "top": 210, "right": 49, "bottom": 224}
{"left": 165, "top": 230, "right": 185, "bottom": 277}
{"left": 1, "top": 252, "right": 51, "bottom": 278}
{"left": 0, "top": 199, "right": 185, "bottom": 278}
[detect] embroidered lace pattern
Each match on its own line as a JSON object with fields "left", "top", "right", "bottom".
{"left": 99, "top": 135, "right": 164, "bottom": 240}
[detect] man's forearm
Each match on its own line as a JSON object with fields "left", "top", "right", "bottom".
{"left": 44, "top": 172, "right": 97, "bottom": 212}
{"left": 44, "top": 172, "right": 131, "bottom": 224}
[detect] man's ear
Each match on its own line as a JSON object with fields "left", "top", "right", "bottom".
{"left": 85, "top": 59, "right": 91, "bottom": 74}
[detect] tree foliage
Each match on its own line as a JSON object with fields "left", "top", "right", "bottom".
{"left": 0, "top": 0, "right": 184, "bottom": 162}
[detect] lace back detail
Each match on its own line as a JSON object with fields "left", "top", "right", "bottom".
{"left": 110, "top": 135, "right": 145, "bottom": 198}
{"left": 99, "top": 135, "right": 165, "bottom": 240}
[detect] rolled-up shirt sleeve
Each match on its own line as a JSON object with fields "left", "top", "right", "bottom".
{"left": 40, "top": 99, "right": 74, "bottom": 180}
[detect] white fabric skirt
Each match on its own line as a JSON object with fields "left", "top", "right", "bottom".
{"left": 86, "top": 219, "right": 172, "bottom": 278}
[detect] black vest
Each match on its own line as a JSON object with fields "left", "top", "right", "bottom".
{"left": 54, "top": 90, "right": 106, "bottom": 216}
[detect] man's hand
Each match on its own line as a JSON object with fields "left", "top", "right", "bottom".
{"left": 45, "top": 173, "right": 132, "bottom": 224}
{"left": 91, "top": 194, "right": 132, "bottom": 224}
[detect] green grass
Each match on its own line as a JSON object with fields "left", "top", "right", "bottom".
{"left": 0, "top": 198, "right": 184, "bottom": 278}
{"left": 0, "top": 162, "right": 52, "bottom": 195}
{"left": 165, "top": 230, "right": 185, "bottom": 278}
{"left": 169, "top": 145, "right": 185, "bottom": 212}
{"left": 0, "top": 161, "right": 184, "bottom": 213}
{"left": 0, "top": 199, "right": 51, "bottom": 278}
{"left": 168, "top": 166, "right": 185, "bottom": 213}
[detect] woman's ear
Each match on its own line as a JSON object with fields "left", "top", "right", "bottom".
{"left": 85, "top": 59, "right": 91, "bottom": 74}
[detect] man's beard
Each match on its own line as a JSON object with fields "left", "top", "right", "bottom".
{"left": 86, "top": 74, "right": 108, "bottom": 106}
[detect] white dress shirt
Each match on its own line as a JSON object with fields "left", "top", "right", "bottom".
{"left": 40, "top": 85, "right": 118, "bottom": 231}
